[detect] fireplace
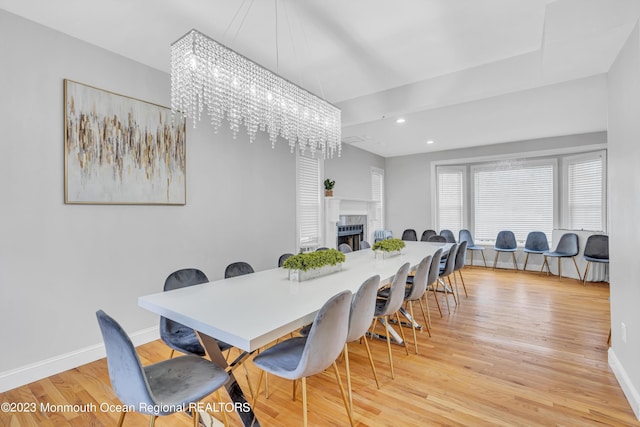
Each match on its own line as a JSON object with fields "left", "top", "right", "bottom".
{"left": 337, "top": 224, "right": 364, "bottom": 251}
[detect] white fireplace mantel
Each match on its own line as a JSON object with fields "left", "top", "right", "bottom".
{"left": 324, "top": 197, "right": 378, "bottom": 248}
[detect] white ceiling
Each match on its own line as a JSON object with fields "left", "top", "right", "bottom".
{"left": 1, "top": 0, "right": 638, "bottom": 157}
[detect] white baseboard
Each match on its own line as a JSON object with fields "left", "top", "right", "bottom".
{"left": 0, "top": 327, "right": 159, "bottom": 393}
{"left": 608, "top": 347, "right": 640, "bottom": 420}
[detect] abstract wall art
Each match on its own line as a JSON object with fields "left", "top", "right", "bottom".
{"left": 64, "top": 79, "right": 186, "bottom": 205}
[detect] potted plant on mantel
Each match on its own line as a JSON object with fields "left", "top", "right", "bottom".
{"left": 283, "top": 248, "right": 346, "bottom": 282}
{"left": 324, "top": 178, "right": 335, "bottom": 197}
{"left": 372, "top": 238, "right": 406, "bottom": 259}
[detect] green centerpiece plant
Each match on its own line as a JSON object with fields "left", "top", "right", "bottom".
{"left": 372, "top": 238, "right": 406, "bottom": 259}
{"left": 283, "top": 248, "right": 346, "bottom": 281}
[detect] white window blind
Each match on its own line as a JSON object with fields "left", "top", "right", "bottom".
{"left": 436, "top": 167, "right": 464, "bottom": 236}
{"left": 472, "top": 160, "right": 554, "bottom": 242}
{"left": 371, "top": 168, "right": 384, "bottom": 240}
{"left": 297, "top": 153, "right": 321, "bottom": 249}
{"left": 565, "top": 152, "right": 605, "bottom": 231}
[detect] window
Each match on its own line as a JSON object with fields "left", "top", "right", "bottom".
{"left": 563, "top": 151, "right": 606, "bottom": 231}
{"left": 371, "top": 167, "right": 385, "bottom": 241}
{"left": 436, "top": 167, "right": 465, "bottom": 236}
{"left": 296, "top": 152, "right": 322, "bottom": 250}
{"left": 472, "top": 160, "right": 555, "bottom": 243}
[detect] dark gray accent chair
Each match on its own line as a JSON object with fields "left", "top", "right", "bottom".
{"left": 401, "top": 229, "right": 418, "bottom": 241}
{"left": 421, "top": 229, "right": 437, "bottom": 242}
{"left": 252, "top": 290, "right": 355, "bottom": 427}
{"left": 160, "top": 268, "right": 231, "bottom": 358}
{"left": 372, "top": 262, "right": 411, "bottom": 379}
{"left": 583, "top": 235, "right": 609, "bottom": 285}
{"left": 543, "top": 232, "right": 581, "bottom": 280}
{"left": 459, "top": 229, "right": 487, "bottom": 268}
{"left": 427, "top": 235, "right": 447, "bottom": 243}
{"left": 338, "top": 243, "right": 353, "bottom": 253}
{"left": 522, "top": 231, "right": 550, "bottom": 271}
{"left": 278, "top": 253, "right": 294, "bottom": 268}
{"left": 96, "top": 310, "right": 229, "bottom": 427}
{"left": 224, "top": 261, "right": 255, "bottom": 278}
{"left": 440, "top": 229, "right": 457, "bottom": 243}
{"left": 493, "top": 230, "right": 519, "bottom": 270}
{"left": 453, "top": 240, "right": 469, "bottom": 297}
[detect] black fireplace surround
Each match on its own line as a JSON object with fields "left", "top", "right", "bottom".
{"left": 337, "top": 224, "right": 364, "bottom": 251}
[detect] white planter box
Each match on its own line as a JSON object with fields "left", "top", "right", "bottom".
{"left": 374, "top": 250, "right": 401, "bottom": 259}
{"left": 288, "top": 263, "right": 343, "bottom": 282}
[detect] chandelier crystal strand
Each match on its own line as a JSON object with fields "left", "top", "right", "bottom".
{"left": 170, "top": 29, "right": 341, "bottom": 158}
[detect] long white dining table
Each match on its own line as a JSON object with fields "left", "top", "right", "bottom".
{"left": 138, "top": 240, "right": 449, "bottom": 426}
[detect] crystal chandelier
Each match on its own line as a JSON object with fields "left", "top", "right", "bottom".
{"left": 171, "top": 29, "right": 341, "bottom": 158}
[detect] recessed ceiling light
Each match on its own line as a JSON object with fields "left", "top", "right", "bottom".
{"left": 426, "top": 140, "right": 434, "bottom": 145}
{"left": 395, "top": 118, "right": 406, "bottom": 124}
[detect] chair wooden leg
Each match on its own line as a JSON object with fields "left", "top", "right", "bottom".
{"left": 301, "top": 377, "right": 307, "bottom": 427}
{"left": 117, "top": 412, "right": 126, "bottom": 427}
{"left": 217, "top": 390, "right": 230, "bottom": 427}
{"left": 558, "top": 258, "right": 562, "bottom": 279}
{"left": 480, "top": 250, "right": 488, "bottom": 268}
{"left": 572, "top": 257, "right": 582, "bottom": 281}
{"left": 332, "top": 362, "right": 356, "bottom": 427}
{"left": 523, "top": 253, "right": 530, "bottom": 271}
{"left": 149, "top": 415, "right": 156, "bottom": 427}
{"left": 169, "top": 349, "right": 175, "bottom": 359}
{"left": 408, "top": 302, "right": 419, "bottom": 354}
{"left": 395, "top": 312, "right": 410, "bottom": 355}
{"left": 438, "top": 279, "right": 451, "bottom": 313}
{"left": 493, "top": 252, "right": 499, "bottom": 269}
{"left": 293, "top": 379, "right": 297, "bottom": 401}
{"left": 344, "top": 344, "right": 353, "bottom": 412}
{"left": 607, "top": 328, "right": 612, "bottom": 346}
{"left": 458, "top": 270, "right": 468, "bottom": 297}
{"left": 427, "top": 287, "right": 442, "bottom": 318}
{"left": 511, "top": 252, "right": 519, "bottom": 270}
{"left": 542, "top": 256, "right": 550, "bottom": 275}
{"left": 448, "top": 276, "right": 459, "bottom": 305}
{"left": 470, "top": 250, "right": 474, "bottom": 268}
{"left": 417, "top": 297, "right": 431, "bottom": 336}
{"left": 253, "top": 370, "right": 265, "bottom": 407}
{"left": 583, "top": 261, "right": 591, "bottom": 285}
{"left": 362, "top": 334, "right": 380, "bottom": 389}
{"left": 193, "top": 401, "right": 200, "bottom": 427}
{"left": 384, "top": 316, "right": 395, "bottom": 379}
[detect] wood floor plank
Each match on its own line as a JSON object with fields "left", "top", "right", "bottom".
{"left": 0, "top": 268, "right": 637, "bottom": 426}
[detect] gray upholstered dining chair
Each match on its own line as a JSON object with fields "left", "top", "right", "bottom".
{"left": 438, "top": 243, "right": 459, "bottom": 312}
{"left": 426, "top": 248, "right": 445, "bottom": 319}
{"left": 453, "top": 240, "right": 469, "bottom": 297}
{"left": 160, "top": 268, "right": 232, "bottom": 358}
{"left": 543, "top": 232, "right": 581, "bottom": 280}
{"left": 97, "top": 310, "right": 230, "bottom": 427}
{"left": 338, "top": 243, "right": 353, "bottom": 253}
{"left": 343, "top": 275, "right": 381, "bottom": 412}
{"left": 278, "top": 253, "right": 293, "bottom": 267}
{"left": 421, "top": 229, "right": 437, "bottom": 242}
{"left": 459, "top": 229, "right": 487, "bottom": 268}
{"left": 403, "top": 256, "right": 432, "bottom": 353}
{"left": 252, "top": 290, "right": 354, "bottom": 427}
{"left": 401, "top": 229, "right": 418, "bottom": 241}
{"left": 428, "top": 235, "right": 447, "bottom": 243}
{"left": 360, "top": 240, "right": 371, "bottom": 249}
{"left": 493, "top": 230, "right": 519, "bottom": 270}
{"left": 224, "top": 261, "right": 255, "bottom": 278}
{"left": 522, "top": 231, "right": 549, "bottom": 271}
{"left": 371, "top": 262, "right": 411, "bottom": 380}
{"left": 583, "top": 234, "right": 609, "bottom": 285}
{"left": 440, "top": 229, "right": 457, "bottom": 243}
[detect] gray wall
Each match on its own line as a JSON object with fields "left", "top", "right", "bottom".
{"left": 384, "top": 132, "right": 607, "bottom": 239}
{"left": 324, "top": 143, "right": 385, "bottom": 200}
{"left": 608, "top": 22, "right": 640, "bottom": 418}
{"left": 0, "top": 11, "right": 296, "bottom": 380}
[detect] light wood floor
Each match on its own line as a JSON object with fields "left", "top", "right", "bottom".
{"left": 2, "top": 267, "right": 638, "bottom": 426}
